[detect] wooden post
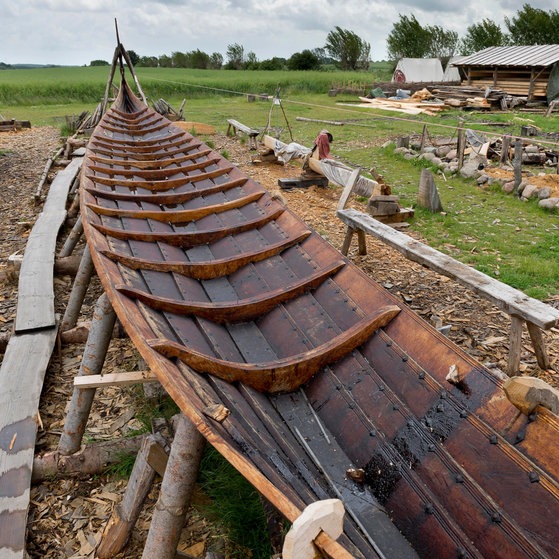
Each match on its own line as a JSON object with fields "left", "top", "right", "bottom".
{"left": 417, "top": 169, "right": 443, "bottom": 212}
{"left": 419, "top": 125, "right": 427, "bottom": 152}
{"left": 141, "top": 414, "right": 206, "bottom": 559}
{"left": 340, "top": 228, "right": 355, "bottom": 256}
{"left": 513, "top": 138, "right": 523, "bottom": 195}
{"left": 500, "top": 135, "right": 511, "bottom": 166}
{"left": 58, "top": 293, "right": 117, "bottom": 455}
{"left": 456, "top": 119, "right": 465, "bottom": 171}
{"left": 507, "top": 316, "right": 524, "bottom": 377}
{"left": 58, "top": 215, "right": 83, "bottom": 258}
{"left": 60, "top": 244, "right": 95, "bottom": 332}
{"left": 96, "top": 433, "right": 168, "bottom": 559}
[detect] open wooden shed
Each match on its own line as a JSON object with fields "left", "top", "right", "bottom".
{"left": 451, "top": 44, "right": 559, "bottom": 102}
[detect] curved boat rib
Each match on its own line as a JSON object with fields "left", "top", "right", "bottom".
{"left": 86, "top": 165, "right": 235, "bottom": 190}
{"left": 148, "top": 305, "right": 400, "bottom": 393}
{"left": 87, "top": 191, "right": 264, "bottom": 223}
{"left": 89, "top": 149, "right": 214, "bottom": 169}
{"left": 115, "top": 259, "right": 344, "bottom": 323}
{"left": 88, "top": 157, "right": 221, "bottom": 178}
{"left": 101, "top": 230, "right": 311, "bottom": 279}
{"left": 91, "top": 204, "right": 286, "bottom": 247}
{"left": 85, "top": 177, "right": 249, "bottom": 204}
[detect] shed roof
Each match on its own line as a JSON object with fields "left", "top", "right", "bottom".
{"left": 453, "top": 45, "right": 559, "bottom": 68}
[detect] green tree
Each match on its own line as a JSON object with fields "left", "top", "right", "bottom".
{"left": 259, "top": 57, "right": 287, "bottom": 70}
{"left": 138, "top": 56, "right": 159, "bottom": 67}
{"left": 505, "top": 4, "right": 559, "bottom": 45}
{"left": 158, "top": 54, "right": 172, "bottom": 68}
{"left": 209, "top": 52, "right": 223, "bottom": 69}
{"left": 427, "top": 25, "right": 458, "bottom": 63}
{"left": 387, "top": 14, "right": 432, "bottom": 59}
{"left": 225, "top": 43, "right": 244, "bottom": 69}
{"left": 459, "top": 19, "right": 508, "bottom": 55}
{"left": 244, "top": 51, "right": 259, "bottom": 70}
{"left": 287, "top": 50, "right": 321, "bottom": 71}
{"left": 90, "top": 59, "right": 109, "bottom": 66}
{"left": 187, "top": 49, "right": 211, "bottom": 69}
{"left": 127, "top": 50, "right": 140, "bottom": 66}
{"left": 325, "top": 27, "right": 370, "bottom": 70}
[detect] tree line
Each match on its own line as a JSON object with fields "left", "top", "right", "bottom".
{"left": 88, "top": 4, "right": 558, "bottom": 72}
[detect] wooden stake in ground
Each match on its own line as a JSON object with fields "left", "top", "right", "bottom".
{"left": 417, "top": 169, "right": 443, "bottom": 212}
{"left": 141, "top": 414, "right": 206, "bottom": 559}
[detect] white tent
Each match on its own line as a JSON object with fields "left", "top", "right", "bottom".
{"left": 442, "top": 56, "right": 464, "bottom": 82}
{"left": 392, "top": 58, "right": 444, "bottom": 83}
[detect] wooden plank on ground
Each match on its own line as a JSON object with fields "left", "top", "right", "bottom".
{"left": 15, "top": 158, "right": 82, "bottom": 332}
{"left": 337, "top": 208, "right": 559, "bottom": 330}
{"left": 0, "top": 324, "right": 58, "bottom": 559}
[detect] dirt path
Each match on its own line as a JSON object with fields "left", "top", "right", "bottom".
{"left": 1, "top": 126, "right": 557, "bottom": 558}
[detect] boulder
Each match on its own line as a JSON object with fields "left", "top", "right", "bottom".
{"left": 539, "top": 198, "right": 559, "bottom": 210}
{"left": 521, "top": 183, "right": 539, "bottom": 199}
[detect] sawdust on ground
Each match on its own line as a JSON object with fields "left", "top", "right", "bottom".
{"left": 1, "top": 126, "right": 558, "bottom": 558}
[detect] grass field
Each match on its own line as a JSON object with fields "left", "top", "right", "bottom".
{"left": 2, "top": 66, "right": 559, "bottom": 300}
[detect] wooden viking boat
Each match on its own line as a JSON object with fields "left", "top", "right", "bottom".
{"left": 81, "top": 63, "right": 559, "bottom": 558}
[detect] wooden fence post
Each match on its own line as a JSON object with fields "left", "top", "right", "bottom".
{"left": 513, "top": 138, "right": 523, "bottom": 195}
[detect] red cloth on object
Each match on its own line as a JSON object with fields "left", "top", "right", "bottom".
{"left": 315, "top": 130, "right": 332, "bottom": 159}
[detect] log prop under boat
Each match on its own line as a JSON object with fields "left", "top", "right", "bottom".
{"left": 81, "top": 69, "right": 559, "bottom": 557}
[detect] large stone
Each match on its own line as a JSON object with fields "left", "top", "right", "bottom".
{"left": 502, "top": 181, "right": 515, "bottom": 194}
{"left": 539, "top": 198, "right": 559, "bottom": 210}
{"left": 521, "top": 183, "right": 539, "bottom": 199}
{"left": 435, "top": 145, "right": 452, "bottom": 158}
{"left": 459, "top": 155, "right": 486, "bottom": 179}
{"left": 538, "top": 187, "right": 551, "bottom": 200}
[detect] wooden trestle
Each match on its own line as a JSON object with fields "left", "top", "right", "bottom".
{"left": 72, "top": 74, "right": 559, "bottom": 559}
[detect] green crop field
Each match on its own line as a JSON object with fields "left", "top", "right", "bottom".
{"left": 2, "top": 65, "right": 559, "bottom": 300}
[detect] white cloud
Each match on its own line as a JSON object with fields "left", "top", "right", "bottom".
{"left": 0, "top": 0, "right": 522, "bottom": 65}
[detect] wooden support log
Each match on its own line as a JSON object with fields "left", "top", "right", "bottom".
{"left": 58, "top": 293, "right": 117, "bottom": 455}
{"left": 96, "top": 433, "right": 169, "bottom": 559}
{"left": 34, "top": 146, "right": 64, "bottom": 201}
{"left": 141, "top": 414, "right": 206, "bottom": 559}
{"left": 60, "top": 244, "right": 95, "bottom": 332}
{"left": 58, "top": 215, "right": 84, "bottom": 258}
{"left": 32, "top": 434, "right": 148, "bottom": 482}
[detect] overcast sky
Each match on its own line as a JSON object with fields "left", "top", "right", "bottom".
{"left": 0, "top": 0, "right": 542, "bottom": 66}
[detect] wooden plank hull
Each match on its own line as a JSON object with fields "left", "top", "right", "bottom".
{"left": 81, "top": 80, "right": 559, "bottom": 558}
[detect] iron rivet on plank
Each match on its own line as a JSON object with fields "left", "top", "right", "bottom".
{"left": 528, "top": 471, "right": 540, "bottom": 483}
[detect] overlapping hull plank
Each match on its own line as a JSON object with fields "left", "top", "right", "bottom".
{"left": 81, "top": 80, "right": 559, "bottom": 558}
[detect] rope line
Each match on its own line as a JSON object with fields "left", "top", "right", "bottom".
{"left": 139, "top": 74, "right": 559, "bottom": 149}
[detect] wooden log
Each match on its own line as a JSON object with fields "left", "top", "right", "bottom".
{"left": 504, "top": 376, "right": 559, "bottom": 415}
{"left": 60, "top": 245, "right": 95, "bottom": 332}
{"left": 141, "top": 414, "right": 206, "bottom": 559}
{"left": 34, "top": 146, "right": 64, "bottom": 201}
{"left": 32, "top": 434, "right": 147, "bottom": 482}
{"left": 97, "top": 433, "right": 168, "bottom": 559}
{"left": 500, "top": 135, "right": 511, "bottom": 165}
{"left": 58, "top": 293, "right": 117, "bottom": 455}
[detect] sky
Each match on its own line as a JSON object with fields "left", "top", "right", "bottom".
{"left": 0, "top": 0, "right": 543, "bottom": 66}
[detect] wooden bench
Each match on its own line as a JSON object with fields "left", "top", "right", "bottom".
{"left": 226, "top": 118, "right": 260, "bottom": 149}
{"left": 336, "top": 172, "right": 559, "bottom": 376}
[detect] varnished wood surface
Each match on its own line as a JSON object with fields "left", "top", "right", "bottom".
{"left": 80, "top": 79, "right": 559, "bottom": 558}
